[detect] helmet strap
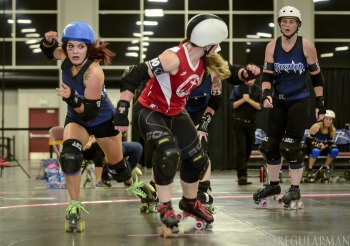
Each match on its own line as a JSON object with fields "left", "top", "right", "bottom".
{"left": 73, "top": 57, "right": 88, "bottom": 67}
{"left": 203, "top": 45, "right": 215, "bottom": 56}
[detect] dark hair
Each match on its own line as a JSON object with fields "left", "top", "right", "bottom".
{"left": 61, "top": 38, "right": 116, "bottom": 65}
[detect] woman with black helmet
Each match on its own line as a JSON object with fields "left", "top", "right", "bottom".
{"left": 253, "top": 6, "right": 327, "bottom": 209}
{"left": 40, "top": 21, "right": 153, "bottom": 232}
{"left": 304, "top": 110, "right": 338, "bottom": 183}
{"left": 114, "top": 14, "right": 228, "bottom": 233}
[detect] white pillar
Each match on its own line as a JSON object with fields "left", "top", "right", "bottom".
{"left": 275, "top": 0, "right": 314, "bottom": 42}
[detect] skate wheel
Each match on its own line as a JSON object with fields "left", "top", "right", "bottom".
{"left": 297, "top": 201, "right": 304, "bottom": 209}
{"left": 64, "top": 221, "right": 71, "bottom": 232}
{"left": 176, "top": 213, "right": 184, "bottom": 221}
{"left": 259, "top": 199, "right": 268, "bottom": 207}
{"left": 208, "top": 205, "right": 216, "bottom": 214}
{"left": 140, "top": 204, "right": 148, "bottom": 213}
{"left": 157, "top": 226, "right": 173, "bottom": 238}
{"left": 273, "top": 195, "right": 283, "bottom": 204}
{"left": 133, "top": 167, "right": 142, "bottom": 177}
{"left": 205, "top": 223, "right": 213, "bottom": 230}
{"left": 290, "top": 201, "right": 298, "bottom": 210}
{"left": 344, "top": 171, "right": 350, "bottom": 180}
{"left": 195, "top": 221, "right": 205, "bottom": 230}
{"left": 76, "top": 220, "right": 85, "bottom": 232}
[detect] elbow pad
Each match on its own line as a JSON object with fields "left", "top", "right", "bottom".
{"left": 310, "top": 72, "right": 324, "bottom": 87}
{"left": 39, "top": 39, "right": 58, "bottom": 60}
{"left": 79, "top": 99, "right": 101, "bottom": 124}
{"left": 120, "top": 63, "right": 150, "bottom": 93}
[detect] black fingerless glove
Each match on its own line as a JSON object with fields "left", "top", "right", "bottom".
{"left": 261, "top": 89, "right": 272, "bottom": 103}
{"left": 240, "top": 66, "right": 258, "bottom": 81}
{"left": 315, "top": 96, "right": 326, "bottom": 115}
{"left": 62, "top": 89, "right": 82, "bottom": 108}
{"left": 114, "top": 100, "right": 130, "bottom": 126}
{"left": 198, "top": 113, "right": 213, "bottom": 133}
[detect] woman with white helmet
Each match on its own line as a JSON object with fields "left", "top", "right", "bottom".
{"left": 253, "top": 6, "right": 327, "bottom": 209}
{"left": 304, "top": 110, "right": 338, "bottom": 183}
{"left": 114, "top": 14, "right": 228, "bottom": 234}
{"left": 40, "top": 21, "right": 153, "bottom": 232}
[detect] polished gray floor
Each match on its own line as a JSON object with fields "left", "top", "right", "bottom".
{"left": 1, "top": 160, "right": 350, "bottom": 246}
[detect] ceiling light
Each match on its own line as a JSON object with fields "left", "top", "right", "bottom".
{"left": 136, "top": 21, "right": 158, "bottom": 26}
{"left": 127, "top": 46, "right": 140, "bottom": 51}
{"left": 25, "top": 33, "right": 40, "bottom": 38}
{"left": 246, "top": 49, "right": 251, "bottom": 53}
{"left": 320, "top": 53, "right": 333, "bottom": 58}
{"left": 257, "top": 32, "right": 272, "bottom": 38}
{"left": 25, "top": 39, "right": 40, "bottom": 44}
{"left": 269, "top": 23, "right": 275, "bottom": 28}
{"left": 17, "top": 19, "right": 32, "bottom": 24}
{"left": 21, "top": 28, "right": 36, "bottom": 33}
{"left": 32, "top": 48, "right": 42, "bottom": 53}
{"left": 7, "top": 19, "right": 14, "bottom": 24}
{"left": 148, "top": 0, "right": 168, "bottom": 2}
{"left": 125, "top": 52, "right": 139, "bottom": 57}
{"left": 246, "top": 35, "right": 260, "bottom": 39}
{"left": 29, "top": 44, "right": 40, "bottom": 49}
{"left": 145, "top": 9, "right": 164, "bottom": 17}
{"left": 335, "top": 46, "right": 349, "bottom": 51}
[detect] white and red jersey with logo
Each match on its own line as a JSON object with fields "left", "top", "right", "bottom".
{"left": 138, "top": 44, "right": 205, "bottom": 116}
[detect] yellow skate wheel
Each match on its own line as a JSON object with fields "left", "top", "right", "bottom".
{"left": 140, "top": 204, "right": 148, "bottom": 213}
{"left": 177, "top": 224, "right": 185, "bottom": 234}
{"left": 133, "top": 167, "right": 142, "bottom": 177}
{"left": 64, "top": 221, "right": 71, "bottom": 232}
{"left": 148, "top": 184, "right": 155, "bottom": 193}
{"left": 76, "top": 220, "right": 85, "bottom": 232}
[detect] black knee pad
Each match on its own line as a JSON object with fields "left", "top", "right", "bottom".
{"left": 280, "top": 136, "right": 305, "bottom": 169}
{"left": 180, "top": 151, "right": 209, "bottom": 183}
{"left": 152, "top": 136, "right": 181, "bottom": 185}
{"left": 106, "top": 159, "right": 132, "bottom": 183}
{"left": 93, "top": 150, "right": 105, "bottom": 167}
{"left": 59, "top": 139, "right": 84, "bottom": 175}
{"left": 259, "top": 136, "right": 281, "bottom": 164}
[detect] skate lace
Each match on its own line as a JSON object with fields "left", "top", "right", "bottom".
{"left": 127, "top": 174, "right": 147, "bottom": 199}
{"left": 66, "top": 202, "right": 89, "bottom": 215}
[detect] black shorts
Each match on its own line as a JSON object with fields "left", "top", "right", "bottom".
{"left": 83, "top": 142, "right": 105, "bottom": 160}
{"left": 64, "top": 117, "right": 119, "bottom": 138}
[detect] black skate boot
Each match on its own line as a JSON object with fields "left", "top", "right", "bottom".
{"left": 65, "top": 201, "right": 89, "bottom": 232}
{"left": 253, "top": 184, "right": 281, "bottom": 207}
{"left": 320, "top": 166, "right": 332, "bottom": 183}
{"left": 282, "top": 187, "right": 304, "bottom": 209}
{"left": 156, "top": 202, "right": 183, "bottom": 236}
{"left": 304, "top": 168, "right": 315, "bottom": 183}
{"left": 140, "top": 180, "right": 159, "bottom": 213}
{"left": 197, "top": 181, "right": 215, "bottom": 214}
{"left": 178, "top": 197, "right": 214, "bottom": 230}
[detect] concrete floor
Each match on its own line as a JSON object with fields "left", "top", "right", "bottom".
{"left": 0, "top": 160, "right": 350, "bottom": 246}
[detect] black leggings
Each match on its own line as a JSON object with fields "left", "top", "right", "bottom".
{"left": 265, "top": 97, "right": 310, "bottom": 163}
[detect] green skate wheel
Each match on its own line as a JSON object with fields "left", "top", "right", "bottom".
{"left": 76, "top": 220, "right": 85, "bottom": 232}
{"left": 140, "top": 204, "right": 148, "bottom": 213}
{"left": 148, "top": 204, "right": 156, "bottom": 213}
{"left": 65, "top": 221, "right": 71, "bottom": 232}
{"left": 133, "top": 167, "right": 142, "bottom": 177}
{"left": 208, "top": 205, "right": 216, "bottom": 214}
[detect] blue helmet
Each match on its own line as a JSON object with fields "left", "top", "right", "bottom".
{"left": 61, "top": 21, "right": 95, "bottom": 44}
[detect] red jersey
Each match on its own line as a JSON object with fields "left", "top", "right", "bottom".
{"left": 138, "top": 44, "right": 205, "bottom": 116}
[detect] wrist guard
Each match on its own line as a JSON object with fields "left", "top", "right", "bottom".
{"left": 40, "top": 38, "right": 58, "bottom": 60}
{"left": 262, "top": 89, "right": 272, "bottom": 103}
{"left": 114, "top": 100, "right": 130, "bottom": 126}
{"left": 240, "top": 68, "right": 257, "bottom": 81}
{"left": 315, "top": 96, "right": 326, "bottom": 115}
{"left": 62, "top": 90, "right": 82, "bottom": 108}
{"left": 198, "top": 113, "right": 213, "bottom": 133}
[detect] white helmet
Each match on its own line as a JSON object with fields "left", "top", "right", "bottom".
{"left": 186, "top": 14, "right": 228, "bottom": 47}
{"left": 278, "top": 6, "right": 302, "bottom": 24}
{"left": 325, "top": 110, "right": 336, "bottom": 119}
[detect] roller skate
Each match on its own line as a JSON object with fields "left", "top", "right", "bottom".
{"left": 197, "top": 181, "right": 216, "bottom": 214}
{"left": 319, "top": 166, "right": 332, "bottom": 183}
{"left": 126, "top": 172, "right": 157, "bottom": 205}
{"left": 303, "top": 168, "right": 316, "bottom": 183}
{"left": 253, "top": 184, "right": 282, "bottom": 208}
{"left": 282, "top": 187, "right": 304, "bottom": 210}
{"left": 156, "top": 202, "right": 184, "bottom": 237}
{"left": 65, "top": 201, "right": 89, "bottom": 232}
{"left": 177, "top": 197, "right": 214, "bottom": 230}
{"left": 140, "top": 180, "right": 159, "bottom": 213}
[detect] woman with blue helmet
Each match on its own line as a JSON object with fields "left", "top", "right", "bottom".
{"left": 40, "top": 21, "right": 154, "bottom": 232}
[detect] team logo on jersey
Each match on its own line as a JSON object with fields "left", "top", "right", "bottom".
{"left": 274, "top": 60, "right": 305, "bottom": 74}
{"left": 176, "top": 74, "right": 200, "bottom": 97}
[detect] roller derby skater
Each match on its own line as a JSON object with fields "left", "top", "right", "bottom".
{"left": 65, "top": 201, "right": 89, "bottom": 232}
{"left": 255, "top": 5, "right": 327, "bottom": 209}
{"left": 114, "top": 14, "right": 230, "bottom": 237}
{"left": 178, "top": 197, "right": 214, "bottom": 230}
{"left": 305, "top": 110, "right": 338, "bottom": 183}
{"left": 40, "top": 21, "right": 152, "bottom": 232}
